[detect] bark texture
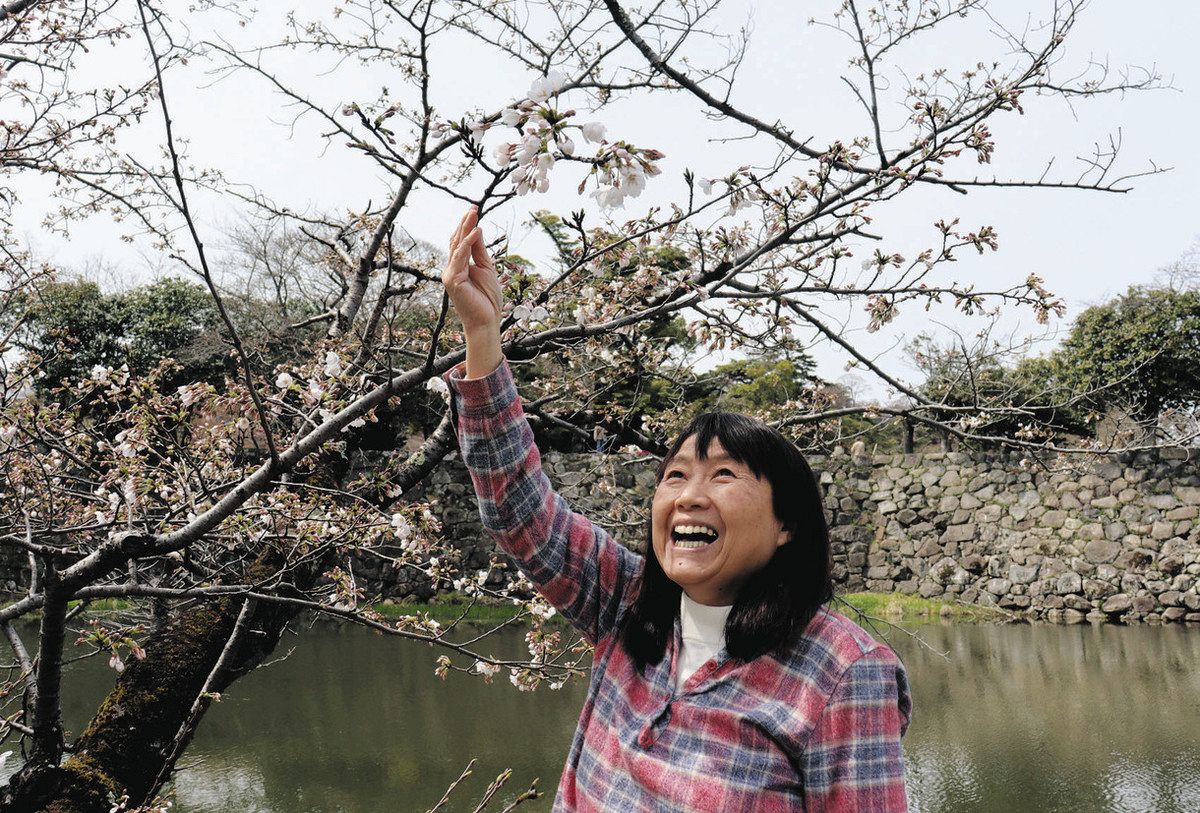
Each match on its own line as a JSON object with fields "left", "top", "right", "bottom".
{"left": 0, "top": 590, "right": 301, "bottom": 812}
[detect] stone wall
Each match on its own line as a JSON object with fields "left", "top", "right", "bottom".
{"left": 817, "top": 449, "right": 1200, "bottom": 624}
{"left": 13, "top": 445, "right": 1193, "bottom": 625}
{"left": 405, "top": 447, "right": 1200, "bottom": 625}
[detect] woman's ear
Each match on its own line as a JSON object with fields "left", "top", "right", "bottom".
{"left": 775, "top": 525, "right": 790, "bottom": 548}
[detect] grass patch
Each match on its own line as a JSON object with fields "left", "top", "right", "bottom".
{"left": 67, "top": 598, "right": 137, "bottom": 614}
{"left": 371, "top": 595, "right": 563, "bottom": 625}
{"left": 838, "top": 592, "right": 1007, "bottom": 623}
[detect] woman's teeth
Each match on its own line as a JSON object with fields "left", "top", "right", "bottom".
{"left": 672, "top": 524, "right": 718, "bottom": 548}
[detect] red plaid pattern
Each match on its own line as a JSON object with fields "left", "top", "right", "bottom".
{"left": 447, "top": 359, "right": 912, "bottom": 811}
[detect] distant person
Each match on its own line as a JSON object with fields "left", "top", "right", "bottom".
{"left": 440, "top": 206, "right": 911, "bottom": 811}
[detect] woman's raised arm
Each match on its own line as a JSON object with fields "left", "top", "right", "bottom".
{"left": 438, "top": 208, "right": 644, "bottom": 645}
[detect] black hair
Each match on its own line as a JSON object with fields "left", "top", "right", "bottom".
{"left": 620, "top": 411, "right": 833, "bottom": 670}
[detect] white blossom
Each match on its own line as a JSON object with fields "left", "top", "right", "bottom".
{"left": 528, "top": 69, "right": 567, "bottom": 103}
{"left": 275, "top": 371, "right": 294, "bottom": 389}
{"left": 581, "top": 121, "right": 606, "bottom": 143}
{"left": 391, "top": 513, "right": 413, "bottom": 541}
{"left": 113, "top": 428, "right": 139, "bottom": 458}
{"left": 697, "top": 178, "right": 714, "bottom": 195}
{"left": 424, "top": 376, "right": 449, "bottom": 401}
{"left": 500, "top": 107, "right": 523, "bottom": 127}
{"left": 473, "top": 659, "right": 501, "bottom": 679}
{"left": 323, "top": 351, "right": 343, "bottom": 378}
{"left": 510, "top": 668, "right": 537, "bottom": 692}
{"left": 176, "top": 383, "right": 203, "bottom": 408}
{"left": 517, "top": 134, "right": 541, "bottom": 164}
{"left": 592, "top": 185, "right": 626, "bottom": 208}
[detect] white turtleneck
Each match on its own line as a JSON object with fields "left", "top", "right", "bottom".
{"left": 675, "top": 593, "right": 733, "bottom": 691}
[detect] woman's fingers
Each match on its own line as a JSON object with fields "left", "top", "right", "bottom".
{"left": 443, "top": 229, "right": 477, "bottom": 289}
{"left": 469, "top": 229, "right": 503, "bottom": 309}
{"left": 443, "top": 209, "right": 502, "bottom": 332}
{"left": 448, "top": 206, "right": 478, "bottom": 257}
{"left": 469, "top": 225, "right": 494, "bottom": 272}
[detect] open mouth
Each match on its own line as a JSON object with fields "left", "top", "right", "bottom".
{"left": 671, "top": 523, "right": 719, "bottom": 549}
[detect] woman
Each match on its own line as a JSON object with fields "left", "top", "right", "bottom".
{"left": 441, "top": 207, "right": 912, "bottom": 811}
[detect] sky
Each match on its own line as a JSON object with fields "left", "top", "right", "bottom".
{"left": 9, "top": 0, "right": 1200, "bottom": 399}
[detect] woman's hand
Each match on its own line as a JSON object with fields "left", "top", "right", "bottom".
{"left": 442, "top": 206, "right": 504, "bottom": 377}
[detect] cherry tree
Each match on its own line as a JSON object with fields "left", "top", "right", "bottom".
{"left": 0, "top": 0, "right": 1165, "bottom": 809}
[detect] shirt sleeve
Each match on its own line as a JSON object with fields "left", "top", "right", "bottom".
{"left": 444, "top": 358, "right": 644, "bottom": 644}
{"left": 800, "top": 646, "right": 912, "bottom": 812}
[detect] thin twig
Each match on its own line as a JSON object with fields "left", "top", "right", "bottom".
{"left": 135, "top": 0, "right": 280, "bottom": 468}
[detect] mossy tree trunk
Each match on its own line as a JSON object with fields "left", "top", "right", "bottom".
{"left": 0, "top": 585, "right": 303, "bottom": 812}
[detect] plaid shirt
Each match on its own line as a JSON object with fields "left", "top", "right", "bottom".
{"left": 447, "top": 359, "right": 912, "bottom": 812}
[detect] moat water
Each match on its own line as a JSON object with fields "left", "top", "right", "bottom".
{"left": 12, "top": 620, "right": 1200, "bottom": 812}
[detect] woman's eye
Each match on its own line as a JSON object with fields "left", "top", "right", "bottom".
{"left": 715, "top": 468, "right": 736, "bottom": 478}
{"left": 665, "top": 470, "right": 684, "bottom": 480}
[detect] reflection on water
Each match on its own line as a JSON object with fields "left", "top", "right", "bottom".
{"left": 900, "top": 624, "right": 1200, "bottom": 813}
{"left": 24, "top": 620, "right": 1200, "bottom": 812}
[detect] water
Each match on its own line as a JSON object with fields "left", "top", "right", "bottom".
{"left": 30, "top": 621, "right": 1200, "bottom": 811}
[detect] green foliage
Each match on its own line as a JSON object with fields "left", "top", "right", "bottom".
{"left": 115, "top": 278, "right": 228, "bottom": 387}
{"left": 1053, "top": 285, "right": 1200, "bottom": 420}
{"left": 910, "top": 332, "right": 1085, "bottom": 442}
{"left": 19, "top": 279, "right": 124, "bottom": 388}
{"left": 12, "top": 276, "right": 345, "bottom": 398}
{"left": 691, "top": 354, "right": 817, "bottom": 414}
{"left": 16, "top": 277, "right": 227, "bottom": 391}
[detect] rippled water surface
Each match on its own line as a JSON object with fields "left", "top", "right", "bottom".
{"left": 41, "top": 621, "right": 1200, "bottom": 812}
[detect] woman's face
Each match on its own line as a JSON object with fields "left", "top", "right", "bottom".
{"left": 651, "top": 436, "right": 789, "bottom": 606}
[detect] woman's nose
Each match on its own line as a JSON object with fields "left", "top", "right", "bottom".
{"left": 675, "top": 479, "right": 710, "bottom": 508}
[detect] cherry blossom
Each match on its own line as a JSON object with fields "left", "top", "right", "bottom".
{"left": 323, "top": 351, "right": 343, "bottom": 378}
{"left": 580, "top": 121, "right": 606, "bottom": 143}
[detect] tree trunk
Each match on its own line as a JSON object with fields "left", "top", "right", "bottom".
{"left": 0, "top": 589, "right": 301, "bottom": 812}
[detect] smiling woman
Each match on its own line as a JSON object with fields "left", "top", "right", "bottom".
{"left": 625, "top": 412, "right": 841, "bottom": 670}
{"left": 441, "top": 207, "right": 912, "bottom": 812}
{"left": 653, "top": 434, "right": 790, "bottom": 605}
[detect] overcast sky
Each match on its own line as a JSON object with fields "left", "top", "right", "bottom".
{"left": 11, "top": 0, "right": 1199, "bottom": 399}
